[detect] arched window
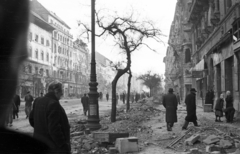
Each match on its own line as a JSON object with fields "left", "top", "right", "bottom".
{"left": 35, "top": 49, "right": 38, "bottom": 59}
{"left": 185, "top": 48, "right": 191, "bottom": 63}
{"left": 41, "top": 51, "right": 44, "bottom": 61}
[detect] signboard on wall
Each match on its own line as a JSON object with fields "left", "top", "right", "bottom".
{"left": 192, "top": 71, "right": 203, "bottom": 78}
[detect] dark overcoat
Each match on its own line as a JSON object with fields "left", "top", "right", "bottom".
{"left": 185, "top": 92, "right": 197, "bottom": 122}
{"left": 81, "top": 96, "right": 89, "bottom": 110}
{"left": 225, "top": 95, "right": 233, "bottom": 108}
{"left": 162, "top": 93, "right": 178, "bottom": 123}
{"left": 29, "top": 92, "right": 70, "bottom": 153}
{"left": 215, "top": 98, "right": 224, "bottom": 111}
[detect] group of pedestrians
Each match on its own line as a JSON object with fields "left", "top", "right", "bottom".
{"left": 162, "top": 88, "right": 199, "bottom": 131}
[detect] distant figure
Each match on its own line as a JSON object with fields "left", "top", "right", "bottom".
{"left": 131, "top": 93, "right": 134, "bottom": 103}
{"left": 13, "top": 93, "right": 21, "bottom": 119}
{"left": 122, "top": 92, "right": 125, "bottom": 104}
{"left": 182, "top": 88, "right": 199, "bottom": 130}
{"left": 162, "top": 88, "right": 178, "bottom": 131}
{"left": 176, "top": 93, "right": 180, "bottom": 105}
{"left": 99, "top": 92, "right": 103, "bottom": 101}
{"left": 81, "top": 94, "right": 89, "bottom": 116}
{"left": 215, "top": 93, "right": 224, "bottom": 122}
{"left": 224, "top": 91, "right": 235, "bottom": 123}
{"left": 29, "top": 81, "right": 71, "bottom": 153}
{"left": 24, "top": 91, "right": 34, "bottom": 119}
{"left": 6, "top": 99, "right": 16, "bottom": 127}
{"left": 135, "top": 93, "right": 139, "bottom": 103}
{"left": 106, "top": 93, "right": 109, "bottom": 101}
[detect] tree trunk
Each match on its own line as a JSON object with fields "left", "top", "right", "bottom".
{"left": 126, "top": 69, "right": 132, "bottom": 112}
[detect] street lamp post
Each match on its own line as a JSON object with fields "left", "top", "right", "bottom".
{"left": 86, "top": 0, "right": 101, "bottom": 130}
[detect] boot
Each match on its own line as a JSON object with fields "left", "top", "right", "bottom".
{"left": 182, "top": 121, "right": 189, "bottom": 130}
{"left": 193, "top": 121, "right": 200, "bottom": 127}
{"left": 167, "top": 123, "right": 172, "bottom": 131}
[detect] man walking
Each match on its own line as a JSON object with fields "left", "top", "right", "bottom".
{"left": 81, "top": 94, "right": 89, "bottom": 116}
{"left": 224, "top": 91, "right": 235, "bottom": 123}
{"left": 13, "top": 93, "right": 21, "bottom": 119}
{"left": 122, "top": 92, "right": 125, "bottom": 104}
{"left": 182, "top": 88, "right": 199, "bottom": 130}
{"left": 162, "top": 88, "right": 178, "bottom": 131}
{"left": 29, "top": 81, "right": 71, "bottom": 153}
{"left": 24, "top": 91, "right": 33, "bottom": 119}
{"left": 106, "top": 93, "right": 109, "bottom": 102}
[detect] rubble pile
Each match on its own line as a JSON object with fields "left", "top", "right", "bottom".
{"left": 170, "top": 125, "right": 240, "bottom": 154}
{"left": 70, "top": 98, "right": 162, "bottom": 154}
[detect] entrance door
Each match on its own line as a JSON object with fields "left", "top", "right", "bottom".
{"left": 225, "top": 57, "right": 234, "bottom": 94}
{"left": 216, "top": 64, "right": 221, "bottom": 97}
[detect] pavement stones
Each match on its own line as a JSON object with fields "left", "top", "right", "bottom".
{"left": 219, "top": 139, "right": 232, "bottom": 148}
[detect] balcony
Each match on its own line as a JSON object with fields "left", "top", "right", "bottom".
{"left": 188, "top": 0, "right": 208, "bottom": 23}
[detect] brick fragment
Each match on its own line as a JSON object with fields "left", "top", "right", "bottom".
{"left": 184, "top": 134, "right": 200, "bottom": 146}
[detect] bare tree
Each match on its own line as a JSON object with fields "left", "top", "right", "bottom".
{"left": 79, "top": 10, "right": 164, "bottom": 122}
{"left": 137, "top": 71, "right": 162, "bottom": 97}
{"left": 126, "top": 68, "right": 132, "bottom": 111}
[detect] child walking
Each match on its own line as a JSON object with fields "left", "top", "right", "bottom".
{"left": 215, "top": 93, "right": 224, "bottom": 122}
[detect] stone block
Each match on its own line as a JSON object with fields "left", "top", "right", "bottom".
{"left": 189, "top": 148, "right": 202, "bottom": 154}
{"left": 71, "top": 131, "right": 84, "bottom": 137}
{"left": 93, "top": 132, "right": 129, "bottom": 143}
{"left": 115, "top": 137, "right": 138, "bottom": 154}
{"left": 203, "top": 135, "right": 220, "bottom": 145}
{"left": 184, "top": 134, "right": 200, "bottom": 145}
{"left": 85, "top": 128, "right": 91, "bottom": 135}
{"left": 206, "top": 145, "right": 221, "bottom": 153}
{"left": 109, "top": 147, "right": 118, "bottom": 154}
{"left": 219, "top": 139, "right": 232, "bottom": 149}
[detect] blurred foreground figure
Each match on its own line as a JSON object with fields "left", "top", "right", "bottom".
{"left": 30, "top": 81, "right": 71, "bottom": 154}
{"left": 0, "top": 1, "right": 50, "bottom": 153}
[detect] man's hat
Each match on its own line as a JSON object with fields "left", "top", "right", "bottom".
{"left": 190, "top": 88, "right": 197, "bottom": 92}
{"left": 168, "top": 88, "right": 174, "bottom": 93}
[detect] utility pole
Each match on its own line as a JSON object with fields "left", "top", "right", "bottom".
{"left": 86, "top": 0, "right": 101, "bottom": 130}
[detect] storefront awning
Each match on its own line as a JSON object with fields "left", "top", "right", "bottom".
{"left": 194, "top": 59, "right": 204, "bottom": 71}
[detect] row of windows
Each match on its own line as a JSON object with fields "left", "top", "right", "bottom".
{"left": 25, "top": 65, "right": 50, "bottom": 77}
{"left": 53, "top": 43, "right": 72, "bottom": 57}
{"left": 53, "top": 31, "right": 73, "bottom": 46}
{"left": 29, "top": 46, "right": 49, "bottom": 62}
{"left": 29, "top": 32, "right": 50, "bottom": 47}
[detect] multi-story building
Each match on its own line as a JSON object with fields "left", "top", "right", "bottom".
{"left": 165, "top": 0, "right": 240, "bottom": 112}
{"left": 18, "top": 11, "right": 55, "bottom": 98}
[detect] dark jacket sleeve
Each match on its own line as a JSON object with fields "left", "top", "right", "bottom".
{"left": 47, "top": 102, "right": 67, "bottom": 148}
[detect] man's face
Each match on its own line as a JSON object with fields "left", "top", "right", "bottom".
{"left": 56, "top": 89, "right": 63, "bottom": 100}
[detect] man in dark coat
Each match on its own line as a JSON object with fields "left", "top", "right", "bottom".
{"left": 13, "top": 93, "right": 21, "bottom": 119}
{"left": 24, "top": 91, "right": 34, "bottom": 119}
{"left": 122, "top": 92, "right": 125, "bottom": 104}
{"left": 81, "top": 94, "right": 89, "bottom": 116}
{"left": 182, "top": 88, "right": 199, "bottom": 130}
{"left": 224, "top": 91, "right": 235, "bottom": 123}
{"left": 162, "top": 88, "right": 178, "bottom": 131}
{"left": 29, "top": 81, "right": 71, "bottom": 153}
{"left": 106, "top": 93, "right": 109, "bottom": 101}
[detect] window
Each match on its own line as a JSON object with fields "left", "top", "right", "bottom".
{"left": 35, "top": 49, "right": 38, "bottom": 59}
{"left": 35, "top": 34, "right": 38, "bottom": 42}
{"left": 46, "top": 40, "right": 50, "bottom": 46}
{"left": 47, "top": 53, "right": 49, "bottom": 62}
{"left": 29, "top": 46, "right": 32, "bottom": 57}
{"left": 28, "top": 65, "right": 32, "bottom": 74}
{"left": 35, "top": 67, "right": 38, "bottom": 74}
{"left": 58, "top": 46, "right": 61, "bottom": 54}
{"left": 185, "top": 48, "right": 191, "bottom": 63}
{"left": 54, "top": 44, "right": 56, "bottom": 53}
{"left": 41, "top": 51, "right": 44, "bottom": 61}
{"left": 232, "top": 18, "right": 240, "bottom": 43}
{"left": 29, "top": 32, "right": 32, "bottom": 41}
{"left": 41, "top": 37, "right": 44, "bottom": 45}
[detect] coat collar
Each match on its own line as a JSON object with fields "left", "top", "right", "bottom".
{"left": 45, "top": 92, "right": 59, "bottom": 101}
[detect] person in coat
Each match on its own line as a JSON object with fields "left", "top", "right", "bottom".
{"left": 81, "top": 94, "right": 89, "bottom": 116}
{"left": 13, "top": 93, "right": 21, "bottom": 119}
{"left": 24, "top": 91, "right": 33, "bottom": 119}
{"left": 106, "top": 93, "right": 109, "bottom": 101}
{"left": 162, "top": 88, "right": 178, "bottom": 131}
{"left": 122, "top": 92, "right": 126, "bottom": 104}
{"left": 224, "top": 91, "right": 235, "bottom": 123}
{"left": 182, "top": 88, "right": 199, "bottom": 130}
{"left": 215, "top": 93, "right": 224, "bottom": 122}
{"left": 29, "top": 81, "right": 71, "bottom": 153}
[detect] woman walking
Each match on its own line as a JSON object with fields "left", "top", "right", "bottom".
{"left": 215, "top": 93, "right": 224, "bottom": 122}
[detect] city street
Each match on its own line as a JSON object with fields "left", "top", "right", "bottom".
{"left": 9, "top": 98, "right": 122, "bottom": 134}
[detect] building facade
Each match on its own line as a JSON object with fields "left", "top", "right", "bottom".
{"left": 18, "top": 0, "right": 90, "bottom": 98}
{"left": 165, "top": 0, "right": 240, "bottom": 112}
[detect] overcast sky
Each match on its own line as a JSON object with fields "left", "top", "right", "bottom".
{"left": 38, "top": 0, "right": 177, "bottom": 75}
